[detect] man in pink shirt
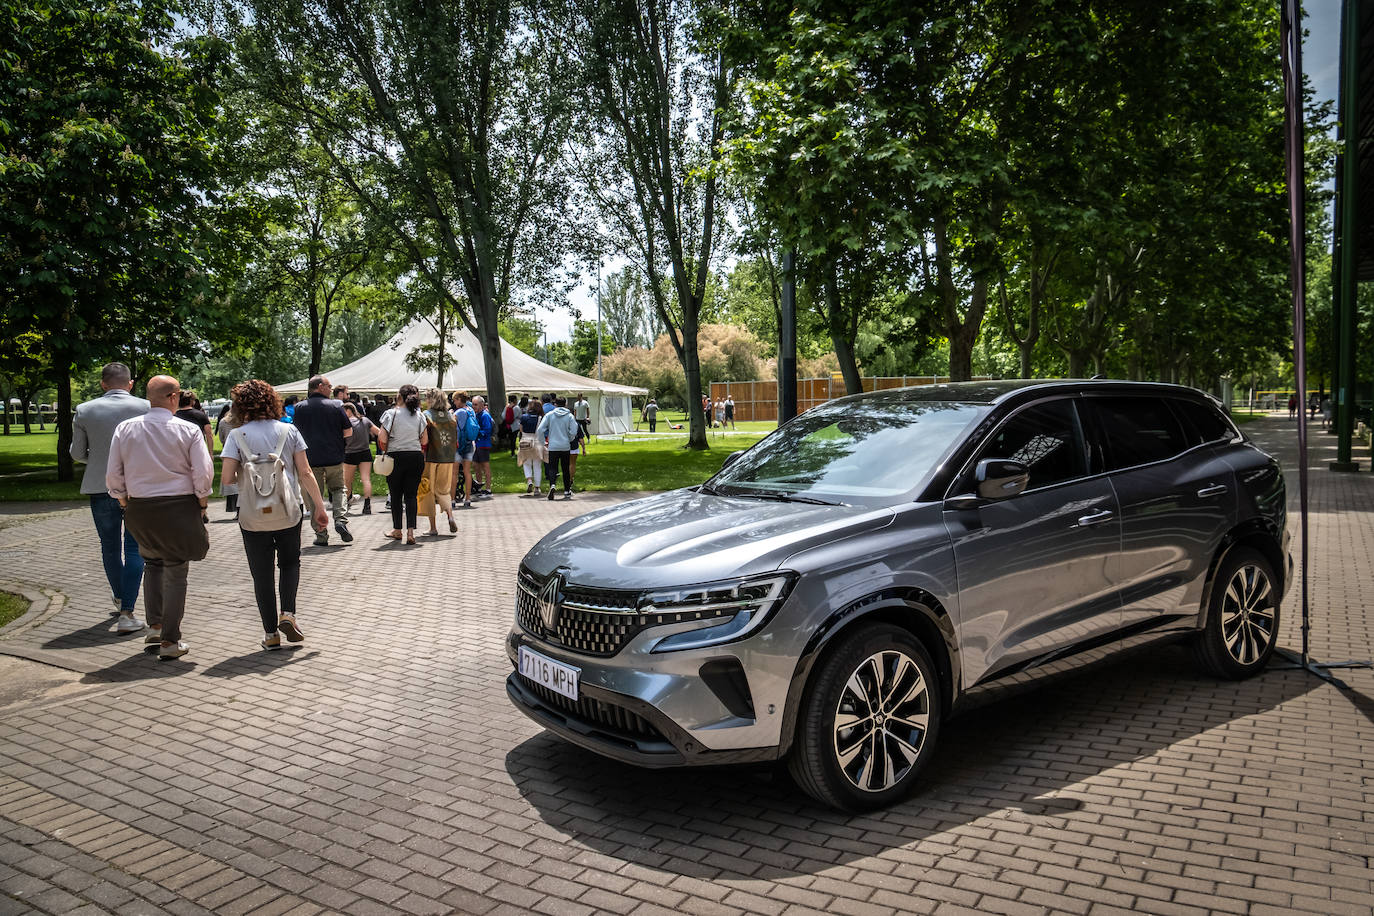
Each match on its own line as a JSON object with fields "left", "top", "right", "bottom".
{"left": 107, "top": 375, "right": 213, "bottom": 660}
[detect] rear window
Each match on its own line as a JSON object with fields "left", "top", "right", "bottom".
{"left": 1089, "top": 397, "right": 1190, "bottom": 471}
{"left": 1171, "top": 398, "right": 1237, "bottom": 445}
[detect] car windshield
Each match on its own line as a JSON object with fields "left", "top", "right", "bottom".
{"left": 706, "top": 399, "right": 985, "bottom": 504}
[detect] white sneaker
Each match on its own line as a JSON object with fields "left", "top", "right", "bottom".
{"left": 158, "top": 642, "right": 189, "bottom": 659}
{"left": 115, "top": 615, "right": 145, "bottom": 633}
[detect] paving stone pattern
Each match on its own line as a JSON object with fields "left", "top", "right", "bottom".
{"left": 0, "top": 419, "right": 1370, "bottom": 916}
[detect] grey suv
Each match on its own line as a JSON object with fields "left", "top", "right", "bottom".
{"left": 506, "top": 381, "right": 1289, "bottom": 810}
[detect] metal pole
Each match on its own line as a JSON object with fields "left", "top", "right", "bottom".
{"left": 779, "top": 249, "right": 797, "bottom": 423}
{"left": 1332, "top": 0, "right": 1361, "bottom": 471}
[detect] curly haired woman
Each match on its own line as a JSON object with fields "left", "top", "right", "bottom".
{"left": 219, "top": 380, "right": 329, "bottom": 649}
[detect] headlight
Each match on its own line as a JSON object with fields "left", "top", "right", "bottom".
{"left": 644, "top": 572, "right": 796, "bottom": 653}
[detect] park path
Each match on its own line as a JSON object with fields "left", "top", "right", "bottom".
{"left": 0, "top": 417, "right": 1369, "bottom": 916}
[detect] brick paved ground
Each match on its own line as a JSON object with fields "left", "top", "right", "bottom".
{"left": 0, "top": 418, "right": 1370, "bottom": 916}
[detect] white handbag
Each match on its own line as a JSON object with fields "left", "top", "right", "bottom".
{"left": 373, "top": 412, "right": 396, "bottom": 474}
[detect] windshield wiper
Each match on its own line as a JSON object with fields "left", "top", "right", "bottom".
{"left": 738, "top": 490, "right": 842, "bottom": 506}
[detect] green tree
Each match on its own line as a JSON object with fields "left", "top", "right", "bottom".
{"left": 599, "top": 268, "right": 657, "bottom": 349}
{"left": 233, "top": 0, "right": 581, "bottom": 413}
{"left": 0, "top": 0, "right": 258, "bottom": 478}
{"left": 570, "top": 320, "right": 616, "bottom": 377}
{"left": 500, "top": 316, "right": 543, "bottom": 358}
{"left": 573, "top": 0, "right": 730, "bottom": 449}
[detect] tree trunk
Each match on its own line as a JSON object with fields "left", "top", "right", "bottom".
{"left": 947, "top": 279, "right": 987, "bottom": 382}
{"left": 0, "top": 382, "right": 9, "bottom": 435}
{"left": 824, "top": 275, "right": 862, "bottom": 395}
{"left": 1019, "top": 343, "right": 1033, "bottom": 379}
{"left": 56, "top": 366, "right": 74, "bottom": 481}
{"left": 474, "top": 292, "right": 507, "bottom": 419}
{"left": 1067, "top": 351, "right": 1087, "bottom": 378}
{"left": 681, "top": 322, "right": 707, "bottom": 450}
{"left": 19, "top": 386, "right": 33, "bottom": 434}
{"left": 436, "top": 307, "right": 448, "bottom": 388}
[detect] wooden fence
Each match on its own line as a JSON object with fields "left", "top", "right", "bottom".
{"left": 708, "top": 376, "right": 990, "bottom": 423}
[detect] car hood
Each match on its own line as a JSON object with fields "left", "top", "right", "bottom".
{"left": 523, "top": 488, "right": 896, "bottom": 590}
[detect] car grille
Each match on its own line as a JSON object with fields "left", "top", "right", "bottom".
{"left": 516, "top": 568, "right": 737, "bottom": 657}
{"left": 519, "top": 678, "right": 666, "bottom": 742}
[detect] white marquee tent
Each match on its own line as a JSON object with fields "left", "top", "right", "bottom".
{"left": 275, "top": 321, "right": 647, "bottom": 435}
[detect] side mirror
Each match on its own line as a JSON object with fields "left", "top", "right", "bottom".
{"left": 976, "top": 458, "right": 1030, "bottom": 500}
{"left": 721, "top": 450, "right": 744, "bottom": 469}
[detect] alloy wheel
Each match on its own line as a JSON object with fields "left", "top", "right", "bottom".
{"left": 1220, "top": 564, "right": 1276, "bottom": 665}
{"left": 832, "top": 649, "right": 931, "bottom": 793}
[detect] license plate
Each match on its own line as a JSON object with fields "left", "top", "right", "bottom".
{"left": 518, "top": 646, "right": 580, "bottom": 701}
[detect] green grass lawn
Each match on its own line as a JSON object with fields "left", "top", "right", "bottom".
{"left": 0, "top": 426, "right": 775, "bottom": 501}
{"left": 0, "top": 590, "right": 28, "bottom": 627}
{"left": 0, "top": 431, "right": 84, "bottom": 500}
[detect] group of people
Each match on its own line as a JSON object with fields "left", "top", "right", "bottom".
{"left": 701, "top": 394, "right": 737, "bottom": 429}
{"left": 71, "top": 362, "right": 597, "bottom": 659}
{"left": 1287, "top": 391, "right": 1333, "bottom": 428}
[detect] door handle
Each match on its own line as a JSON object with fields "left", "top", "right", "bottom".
{"left": 1196, "top": 484, "right": 1228, "bottom": 498}
{"left": 1075, "top": 509, "right": 1114, "bottom": 527}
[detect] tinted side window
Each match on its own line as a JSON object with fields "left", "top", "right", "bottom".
{"left": 1171, "top": 398, "right": 1237, "bottom": 445}
{"left": 1090, "top": 397, "right": 1189, "bottom": 470}
{"left": 974, "top": 400, "right": 1087, "bottom": 490}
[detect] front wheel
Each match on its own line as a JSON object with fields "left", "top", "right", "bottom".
{"left": 789, "top": 624, "right": 942, "bottom": 811}
{"left": 1192, "top": 546, "right": 1281, "bottom": 679}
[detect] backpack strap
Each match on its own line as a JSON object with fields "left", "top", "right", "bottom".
{"left": 231, "top": 426, "right": 254, "bottom": 460}
{"left": 272, "top": 422, "right": 291, "bottom": 457}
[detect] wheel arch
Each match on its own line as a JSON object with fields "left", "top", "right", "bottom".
{"left": 776, "top": 588, "right": 958, "bottom": 759}
{"left": 1200, "top": 520, "right": 1285, "bottom": 629}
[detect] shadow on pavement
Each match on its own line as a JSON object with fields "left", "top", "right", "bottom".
{"left": 506, "top": 645, "right": 1319, "bottom": 881}
{"left": 79, "top": 646, "right": 199, "bottom": 683}
{"left": 200, "top": 646, "right": 318, "bottom": 678}
{"left": 1334, "top": 682, "right": 1374, "bottom": 727}
{"left": 41, "top": 617, "right": 142, "bottom": 650}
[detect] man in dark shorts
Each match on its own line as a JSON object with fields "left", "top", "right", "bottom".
{"left": 573, "top": 393, "right": 591, "bottom": 448}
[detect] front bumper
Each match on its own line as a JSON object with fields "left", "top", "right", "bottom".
{"left": 505, "top": 630, "right": 783, "bottom": 768}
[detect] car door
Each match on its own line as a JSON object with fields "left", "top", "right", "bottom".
{"left": 1083, "top": 395, "right": 1238, "bottom": 638}
{"left": 943, "top": 397, "right": 1122, "bottom": 687}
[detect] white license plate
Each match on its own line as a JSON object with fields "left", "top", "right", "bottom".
{"left": 518, "top": 646, "right": 580, "bottom": 701}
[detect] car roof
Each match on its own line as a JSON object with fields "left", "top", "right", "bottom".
{"left": 836, "top": 379, "right": 1217, "bottom": 408}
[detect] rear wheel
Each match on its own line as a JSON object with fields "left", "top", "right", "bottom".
{"left": 789, "top": 623, "right": 942, "bottom": 811}
{"left": 1192, "top": 546, "right": 1280, "bottom": 678}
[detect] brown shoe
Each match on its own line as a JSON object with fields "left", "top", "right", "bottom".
{"left": 277, "top": 615, "right": 304, "bottom": 642}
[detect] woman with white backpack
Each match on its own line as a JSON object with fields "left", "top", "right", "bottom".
{"left": 220, "top": 380, "right": 330, "bottom": 650}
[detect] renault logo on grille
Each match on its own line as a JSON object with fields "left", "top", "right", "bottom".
{"left": 537, "top": 571, "right": 565, "bottom": 632}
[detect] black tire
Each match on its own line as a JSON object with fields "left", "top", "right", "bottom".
{"left": 1192, "top": 546, "right": 1281, "bottom": 679}
{"left": 788, "top": 623, "right": 942, "bottom": 811}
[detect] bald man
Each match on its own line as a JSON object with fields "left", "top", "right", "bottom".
{"left": 107, "top": 375, "right": 213, "bottom": 660}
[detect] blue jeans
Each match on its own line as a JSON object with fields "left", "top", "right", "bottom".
{"left": 90, "top": 493, "right": 142, "bottom": 611}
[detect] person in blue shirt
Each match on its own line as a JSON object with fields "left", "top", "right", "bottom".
{"left": 470, "top": 395, "right": 495, "bottom": 499}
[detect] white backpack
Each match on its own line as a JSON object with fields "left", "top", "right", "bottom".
{"left": 232, "top": 426, "right": 303, "bottom": 531}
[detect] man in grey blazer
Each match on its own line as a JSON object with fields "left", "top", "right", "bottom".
{"left": 71, "top": 363, "right": 150, "bottom": 633}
